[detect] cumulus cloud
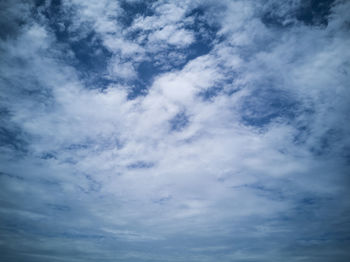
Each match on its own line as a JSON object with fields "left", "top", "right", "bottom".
{"left": 1, "top": 0, "right": 350, "bottom": 261}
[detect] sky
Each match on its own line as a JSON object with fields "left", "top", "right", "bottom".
{"left": 0, "top": 0, "right": 350, "bottom": 261}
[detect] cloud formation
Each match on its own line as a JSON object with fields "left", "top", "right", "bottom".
{"left": 1, "top": 0, "right": 350, "bottom": 261}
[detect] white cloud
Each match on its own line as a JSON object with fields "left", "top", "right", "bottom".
{"left": 1, "top": 0, "right": 350, "bottom": 261}
{"left": 148, "top": 25, "right": 195, "bottom": 47}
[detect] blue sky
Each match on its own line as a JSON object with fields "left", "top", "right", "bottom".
{"left": 0, "top": 0, "right": 350, "bottom": 261}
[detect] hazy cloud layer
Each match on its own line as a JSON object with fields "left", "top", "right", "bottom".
{"left": 1, "top": 0, "right": 350, "bottom": 261}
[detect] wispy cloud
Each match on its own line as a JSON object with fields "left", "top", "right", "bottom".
{"left": 1, "top": 0, "right": 350, "bottom": 261}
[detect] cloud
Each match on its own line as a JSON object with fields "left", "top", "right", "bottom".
{"left": 0, "top": 0, "right": 350, "bottom": 261}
